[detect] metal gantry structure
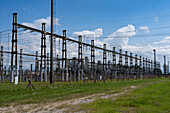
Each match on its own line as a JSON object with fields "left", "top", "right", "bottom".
{"left": 0, "top": 13, "right": 169, "bottom": 84}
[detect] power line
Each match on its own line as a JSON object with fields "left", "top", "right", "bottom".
{"left": 128, "top": 39, "right": 165, "bottom": 45}
{"left": 1, "top": 20, "right": 170, "bottom": 38}
{"left": 60, "top": 14, "right": 170, "bottom": 25}
{"left": 1, "top": 30, "right": 29, "bottom": 36}
{"left": 68, "top": 24, "right": 170, "bottom": 36}
{"left": 0, "top": 25, "right": 170, "bottom": 45}
{"left": 0, "top": 31, "right": 169, "bottom": 41}
{"left": 0, "top": 29, "right": 11, "bottom": 33}
{"left": 0, "top": 31, "right": 34, "bottom": 39}
{"left": 79, "top": 33, "right": 170, "bottom": 39}
{"left": 1, "top": 31, "right": 170, "bottom": 44}
{"left": 63, "top": 18, "right": 170, "bottom": 33}
{"left": 102, "top": 25, "right": 170, "bottom": 35}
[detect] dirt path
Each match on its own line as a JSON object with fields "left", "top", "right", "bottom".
{"left": 0, "top": 86, "right": 136, "bottom": 113}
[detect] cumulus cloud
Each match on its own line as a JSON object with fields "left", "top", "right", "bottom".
{"left": 73, "top": 28, "right": 103, "bottom": 38}
{"left": 139, "top": 26, "right": 149, "bottom": 32}
{"left": 104, "top": 24, "right": 136, "bottom": 47}
{"left": 7, "top": 17, "right": 61, "bottom": 68}
{"left": 154, "top": 36, "right": 170, "bottom": 45}
{"left": 19, "top": 17, "right": 60, "bottom": 55}
{"left": 4, "top": 16, "right": 169, "bottom": 69}
{"left": 152, "top": 37, "right": 170, "bottom": 59}
{"left": 23, "top": 17, "right": 60, "bottom": 29}
{"left": 120, "top": 36, "right": 170, "bottom": 69}
{"left": 100, "top": 24, "right": 169, "bottom": 68}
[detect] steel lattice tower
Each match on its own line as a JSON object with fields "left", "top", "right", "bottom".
{"left": 103, "top": 44, "right": 106, "bottom": 82}
{"left": 40, "top": 23, "right": 47, "bottom": 82}
{"left": 91, "top": 40, "right": 95, "bottom": 82}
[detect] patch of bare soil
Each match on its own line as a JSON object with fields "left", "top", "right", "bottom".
{"left": 0, "top": 86, "right": 136, "bottom": 113}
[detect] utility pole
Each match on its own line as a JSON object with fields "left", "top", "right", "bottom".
{"left": 119, "top": 49, "right": 122, "bottom": 80}
{"left": 50, "top": 0, "right": 53, "bottom": 84}
{"left": 153, "top": 49, "right": 156, "bottom": 75}
{"left": 130, "top": 53, "right": 133, "bottom": 79}
{"left": 1, "top": 46, "right": 3, "bottom": 83}
{"left": 31, "top": 64, "right": 33, "bottom": 72}
{"left": 112, "top": 47, "right": 117, "bottom": 80}
{"left": 103, "top": 44, "right": 106, "bottom": 82}
{"left": 125, "top": 51, "right": 128, "bottom": 80}
{"left": 62, "top": 30, "right": 67, "bottom": 81}
{"left": 35, "top": 51, "right": 39, "bottom": 82}
{"left": 168, "top": 61, "right": 169, "bottom": 74}
{"left": 78, "top": 36, "right": 83, "bottom": 81}
{"left": 19, "top": 49, "right": 23, "bottom": 82}
{"left": 91, "top": 40, "right": 95, "bottom": 82}
{"left": 53, "top": 0, "right": 57, "bottom": 58}
{"left": 40, "top": 23, "right": 47, "bottom": 82}
{"left": 139, "top": 56, "right": 142, "bottom": 79}
{"left": 11, "top": 13, "right": 18, "bottom": 84}
{"left": 164, "top": 56, "right": 166, "bottom": 75}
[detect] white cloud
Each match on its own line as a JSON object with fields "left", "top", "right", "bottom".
{"left": 73, "top": 28, "right": 103, "bottom": 38}
{"left": 154, "top": 36, "right": 170, "bottom": 45}
{"left": 139, "top": 26, "right": 149, "bottom": 32}
{"left": 120, "top": 36, "right": 170, "bottom": 70}
{"left": 104, "top": 24, "right": 136, "bottom": 47}
{"left": 17, "top": 16, "right": 60, "bottom": 56}
{"left": 23, "top": 17, "right": 60, "bottom": 29}
{"left": 100, "top": 24, "right": 169, "bottom": 69}
{"left": 3, "top": 17, "right": 169, "bottom": 70}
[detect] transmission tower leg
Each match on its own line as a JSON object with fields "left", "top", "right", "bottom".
{"left": 11, "top": 13, "right": 18, "bottom": 84}
{"left": 1, "top": 46, "right": 3, "bottom": 83}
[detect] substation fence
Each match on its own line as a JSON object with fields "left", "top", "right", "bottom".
{"left": 0, "top": 13, "right": 165, "bottom": 84}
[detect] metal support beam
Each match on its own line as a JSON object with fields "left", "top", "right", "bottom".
{"left": 119, "top": 49, "right": 122, "bottom": 80}
{"left": 113, "top": 47, "right": 117, "bottom": 79}
{"left": 31, "top": 64, "right": 33, "bottom": 72}
{"left": 78, "top": 35, "right": 83, "bottom": 81}
{"left": 151, "top": 60, "right": 153, "bottom": 77}
{"left": 62, "top": 30, "right": 67, "bottom": 81}
{"left": 168, "top": 61, "right": 169, "bottom": 74}
{"left": 139, "top": 56, "right": 142, "bottom": 79}
{"left": 91, "top": 40, "right": 95, "bottom": 82}
{"left": 125, "top": 51, "right": 128, "bottom": 80}
{"left": 153, "top": 49, "right": 156, "bottom": 75}
{"left": 164, "top": 56, "right": 166, "bottom": 75}
{"left": 11, "top": 13, "right": 18, "bottom": 83}
{"left": 130, "top": 53, "right": 133, "bottom": 79}
{"left": 19, "top": 49, "right": 23, "bottom": 82}
{"left": 40, "top": 23, "right": 47, "bottom": 82}
{"left": 16, "top": 23, "right": 143, "bottom": 60}
{"left": 146, "top": 58, "right": 148, "bottom": 78}
{"left": 143, "top": 57, "right": 145, "bottom": 79}
{"left": 135, "top": 54, "right": 138, "bottom": 79}
{"left": 47, "top": 53, "right": 50, "bottom": 75}
{"left": 35, "top": 51, "right": 39, "bottom": 82}
{"left": 148, "top": 59, "right": 150, "bottom": 78}
{"left": 50, "top": 0, "right": 54, "bottom": 84}
{"left": 103, "top": 44, "right": 106, "bottom": 82}
{"left": 0, "top": 46, "right": 3, "bottom": 83}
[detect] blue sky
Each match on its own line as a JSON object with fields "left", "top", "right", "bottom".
{"left": 0, "top": 1, "right": 170, "bottom": 30}
{"left": 0, "top": 0, "right": 170, "bottom": 69}
{"left": 1, "top": 0, "right": 170, "bottom": 40}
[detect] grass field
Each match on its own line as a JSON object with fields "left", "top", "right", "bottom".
{"left": 0, "top": 78, "right": 170, "bottom": 112}
{"left": 78, "top": 78, "right": 170, "bottom": 113}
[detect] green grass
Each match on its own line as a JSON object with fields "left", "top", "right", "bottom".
{"left": 0, "top": 78, "right": 169, "bottom": 112}
{"left": 78, "top": 78, "right": 170, "bottom": 113}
